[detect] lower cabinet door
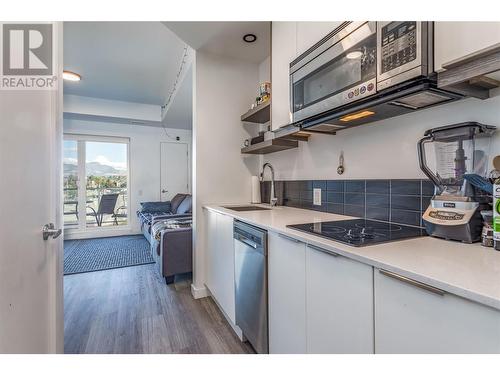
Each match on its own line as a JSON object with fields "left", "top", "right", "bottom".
{"left": 268, "top": 232, "right": 307, "bottom": 353}
{"left": 375, "top": 268, "right": 500, "bottom": 353}
{"left": 306, "top": 245, "right": 374, "bottom": 353}
{"left": 214, "top": 213, "right": 236, "bottom": 323}
{"left": 205, "top": 209, "right": 217, "bottom": 295}
{"left": 205, "top": 210, "right": 236, "bottom": 324}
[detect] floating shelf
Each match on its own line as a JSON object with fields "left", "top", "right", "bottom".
{"left": 240, "top": 101, "right": 271, "bottom": 124}
{"left": 241, "top": 138, "right": 298, "bottom": 155}
{"left": 273, "top": 124, "right": 313, "bottom": 142}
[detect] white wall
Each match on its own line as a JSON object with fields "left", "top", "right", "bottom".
{"left": 192, "top": 51, "right": 260, "bottom": 295}
{"left": 259, "top": 56, "right": 270, "bottom": 82}
{"left": 64, "top": 118, "right": 192, "bottom": 238}
{"left": 263, "top": 95, "right": 500, "bottom": 180}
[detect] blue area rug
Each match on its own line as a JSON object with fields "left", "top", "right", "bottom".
{"left": 64, "top": 235, "right": 154, "bottom": 275}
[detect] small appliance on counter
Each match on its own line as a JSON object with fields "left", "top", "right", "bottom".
{"left": 417, "top": 122, "right": 497, "bottom": 243}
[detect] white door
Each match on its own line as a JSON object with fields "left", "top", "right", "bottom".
{"left": 0, "top": 22, "right": 63, "bottom": 353}
{"left": 160, "top": 142, "right": 189, "bottom": 201}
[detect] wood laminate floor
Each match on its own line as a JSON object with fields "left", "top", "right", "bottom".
{"left": 64, "top": 264, "right": 254, "bottom": 354}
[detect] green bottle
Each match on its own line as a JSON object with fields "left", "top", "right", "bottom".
{"left": 494, "top": 177, "right": 500, "bottom": 251}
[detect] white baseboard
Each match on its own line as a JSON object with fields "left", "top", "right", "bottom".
{"left": 64, "top": 227, "right": 141, "bottom": 240}
{"left": 190, "top": 283, "right": 210, "bottom": 299}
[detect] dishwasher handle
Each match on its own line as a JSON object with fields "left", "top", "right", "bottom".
{"left": 235, "top": 234, "right": 259, "bottom": 249}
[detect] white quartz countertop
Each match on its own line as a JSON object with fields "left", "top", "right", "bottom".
{"left": 204, "top": 204, "right": 500, "bottom": 311}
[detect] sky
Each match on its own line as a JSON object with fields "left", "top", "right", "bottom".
{"left": 63, "top": 140, "right": 127, "bottom": 170}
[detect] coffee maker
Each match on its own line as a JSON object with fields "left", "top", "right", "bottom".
{"left": 417, "top": 122, "right": 496, "bottom": 243}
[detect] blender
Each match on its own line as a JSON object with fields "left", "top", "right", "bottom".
{"left": 417, "top": 122, "right": 496, "bottom": 243}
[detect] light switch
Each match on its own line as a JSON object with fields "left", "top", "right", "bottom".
{"left": 313, "top": 188, "right": 321, "bottom": 206}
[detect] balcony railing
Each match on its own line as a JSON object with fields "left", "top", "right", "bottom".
{"left": 63, "top": 187, "right": 128, "bottom": 228}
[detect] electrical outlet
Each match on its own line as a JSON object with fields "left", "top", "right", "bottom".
{"left": 313, "top": 188, "right": 322, "bottom": 206}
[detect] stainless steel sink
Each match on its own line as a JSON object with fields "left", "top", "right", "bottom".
{"left": 222, "top": 205, "right": 271, "bottom": 212}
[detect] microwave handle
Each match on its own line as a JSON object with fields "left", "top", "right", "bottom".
{"left": 417, "top": 136, "right": 441, "bottom": 194}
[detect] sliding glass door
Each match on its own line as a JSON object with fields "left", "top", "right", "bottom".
{"left": 63, "top": 140, "right": 80, "bottom": 228}
{"left": 63, "top": 135, "right": 129, "bottom": 232}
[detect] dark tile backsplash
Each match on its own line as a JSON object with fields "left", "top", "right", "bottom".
{"left": 261, "top": 179, "right": 434, "bottom": 228}
{"left": 391, "top": 195, "right": 421, "bottom": 211}
{"left": 366, "top": 180, "right": 390, "bottom": 194}
{"left": 345, "top": 180, "right": 366, "bottom": 193}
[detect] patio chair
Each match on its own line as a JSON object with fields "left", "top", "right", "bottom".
{"left": 112, "top": 205, "right": 127, "bottom": 225}
{"left": 87, "top": 193, "right": 119, "bottom": 226}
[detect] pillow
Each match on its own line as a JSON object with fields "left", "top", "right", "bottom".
{"left": 140, "top": 201, "right": 171, "bottom": 213}
{"left": 170, "top": 194, "right": 187, "bottom": 214}
{"left": 176, "top": 195, "right": 192, "bottom": 214}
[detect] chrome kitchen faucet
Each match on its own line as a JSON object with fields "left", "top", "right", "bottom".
{"left": 260, "top": 162, "right": 277, "bottom": 207}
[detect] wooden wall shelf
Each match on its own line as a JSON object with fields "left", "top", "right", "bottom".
{"left": 240, "top": 101, "right": 271, "bottom": 124}
{"left": 241, "top": 138, "right": 298, "bottom": 154}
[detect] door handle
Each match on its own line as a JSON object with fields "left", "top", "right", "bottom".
{"left": 307, "top": 244, "right": 340, "bottom": 257}
{"left": 378, "top": 269, "right": 445, "bottom": 296}
{"left": 161, "top": 189, "right": 168, "bottom": 193}
{"left": 278, "top": 233, "right": 302, "bottom": 243}
{"left": 42, "top": 223, "right": 62, "bottom": 240}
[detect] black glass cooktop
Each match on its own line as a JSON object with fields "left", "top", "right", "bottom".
{"left": 287, "top": 219, "right": 426, "bottom": 247}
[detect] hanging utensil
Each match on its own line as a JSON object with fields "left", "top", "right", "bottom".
{"left": 337, "top": 151, "right": 345, "bottom": 175}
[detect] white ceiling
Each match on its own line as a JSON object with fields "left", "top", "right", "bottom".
{"left": 165, "top": 22, "right": 270, "bottom": 64}
{"left": 63, "top": 22, "right": 188, "bottom": 106}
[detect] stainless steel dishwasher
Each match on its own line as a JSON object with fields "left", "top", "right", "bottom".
{"left": 234, "top": 220, "right": 268, "bottom": 354}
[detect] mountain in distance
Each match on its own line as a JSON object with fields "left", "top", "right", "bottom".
{"left": 64, "top": 161, "right": 125, "bottom": 176}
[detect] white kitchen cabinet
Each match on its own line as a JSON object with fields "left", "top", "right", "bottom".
{"left": 268, "top": 232, "right": 307, "bottom": 353}
{"left": 375, "top": 268, "right": 500, "bottom": 353}
{"left": 205, "top": 210, "right": 236, "bottom": 323}
{"left": 434, "top": 22, "right": 500, "bottom": 72}
{"left": 271, "top": 22, "right": 296, "bottom": 131}
{"left": 205, "top": 209, "right": 217, "bottom": 293}
{"left": 306, "top": 245, "right": 374, "bottom": 353}
{"left": 296, "top": 22, "right": 343, "bottom": 56}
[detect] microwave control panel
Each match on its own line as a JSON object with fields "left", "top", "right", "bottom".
{"left": 381, "top": 21, "right": 417, "bottom": 74}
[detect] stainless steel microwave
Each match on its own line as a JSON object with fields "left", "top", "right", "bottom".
{"left": 290, "top": 21, "right": 435, "bottom": 124}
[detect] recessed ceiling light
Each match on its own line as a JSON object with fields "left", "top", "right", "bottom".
{"left": 243, "top": 34, "right": 257, "bottom": 43}
{"left": 346, "top": 50, "right": 363, "bottom": 59}
{"left": 63, "top": 71, "right": 81, "bottom": 82}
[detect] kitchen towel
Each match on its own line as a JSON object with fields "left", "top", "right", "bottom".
{"left": 251, "top": 175, "right": 261, "bottom": 204}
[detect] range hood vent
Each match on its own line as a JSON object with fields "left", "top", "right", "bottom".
{"left": 300, "top": 79, "right": 462, "bottom": 132}
{"left": 389, "top": 90, "right": 454, "bottom": 110}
